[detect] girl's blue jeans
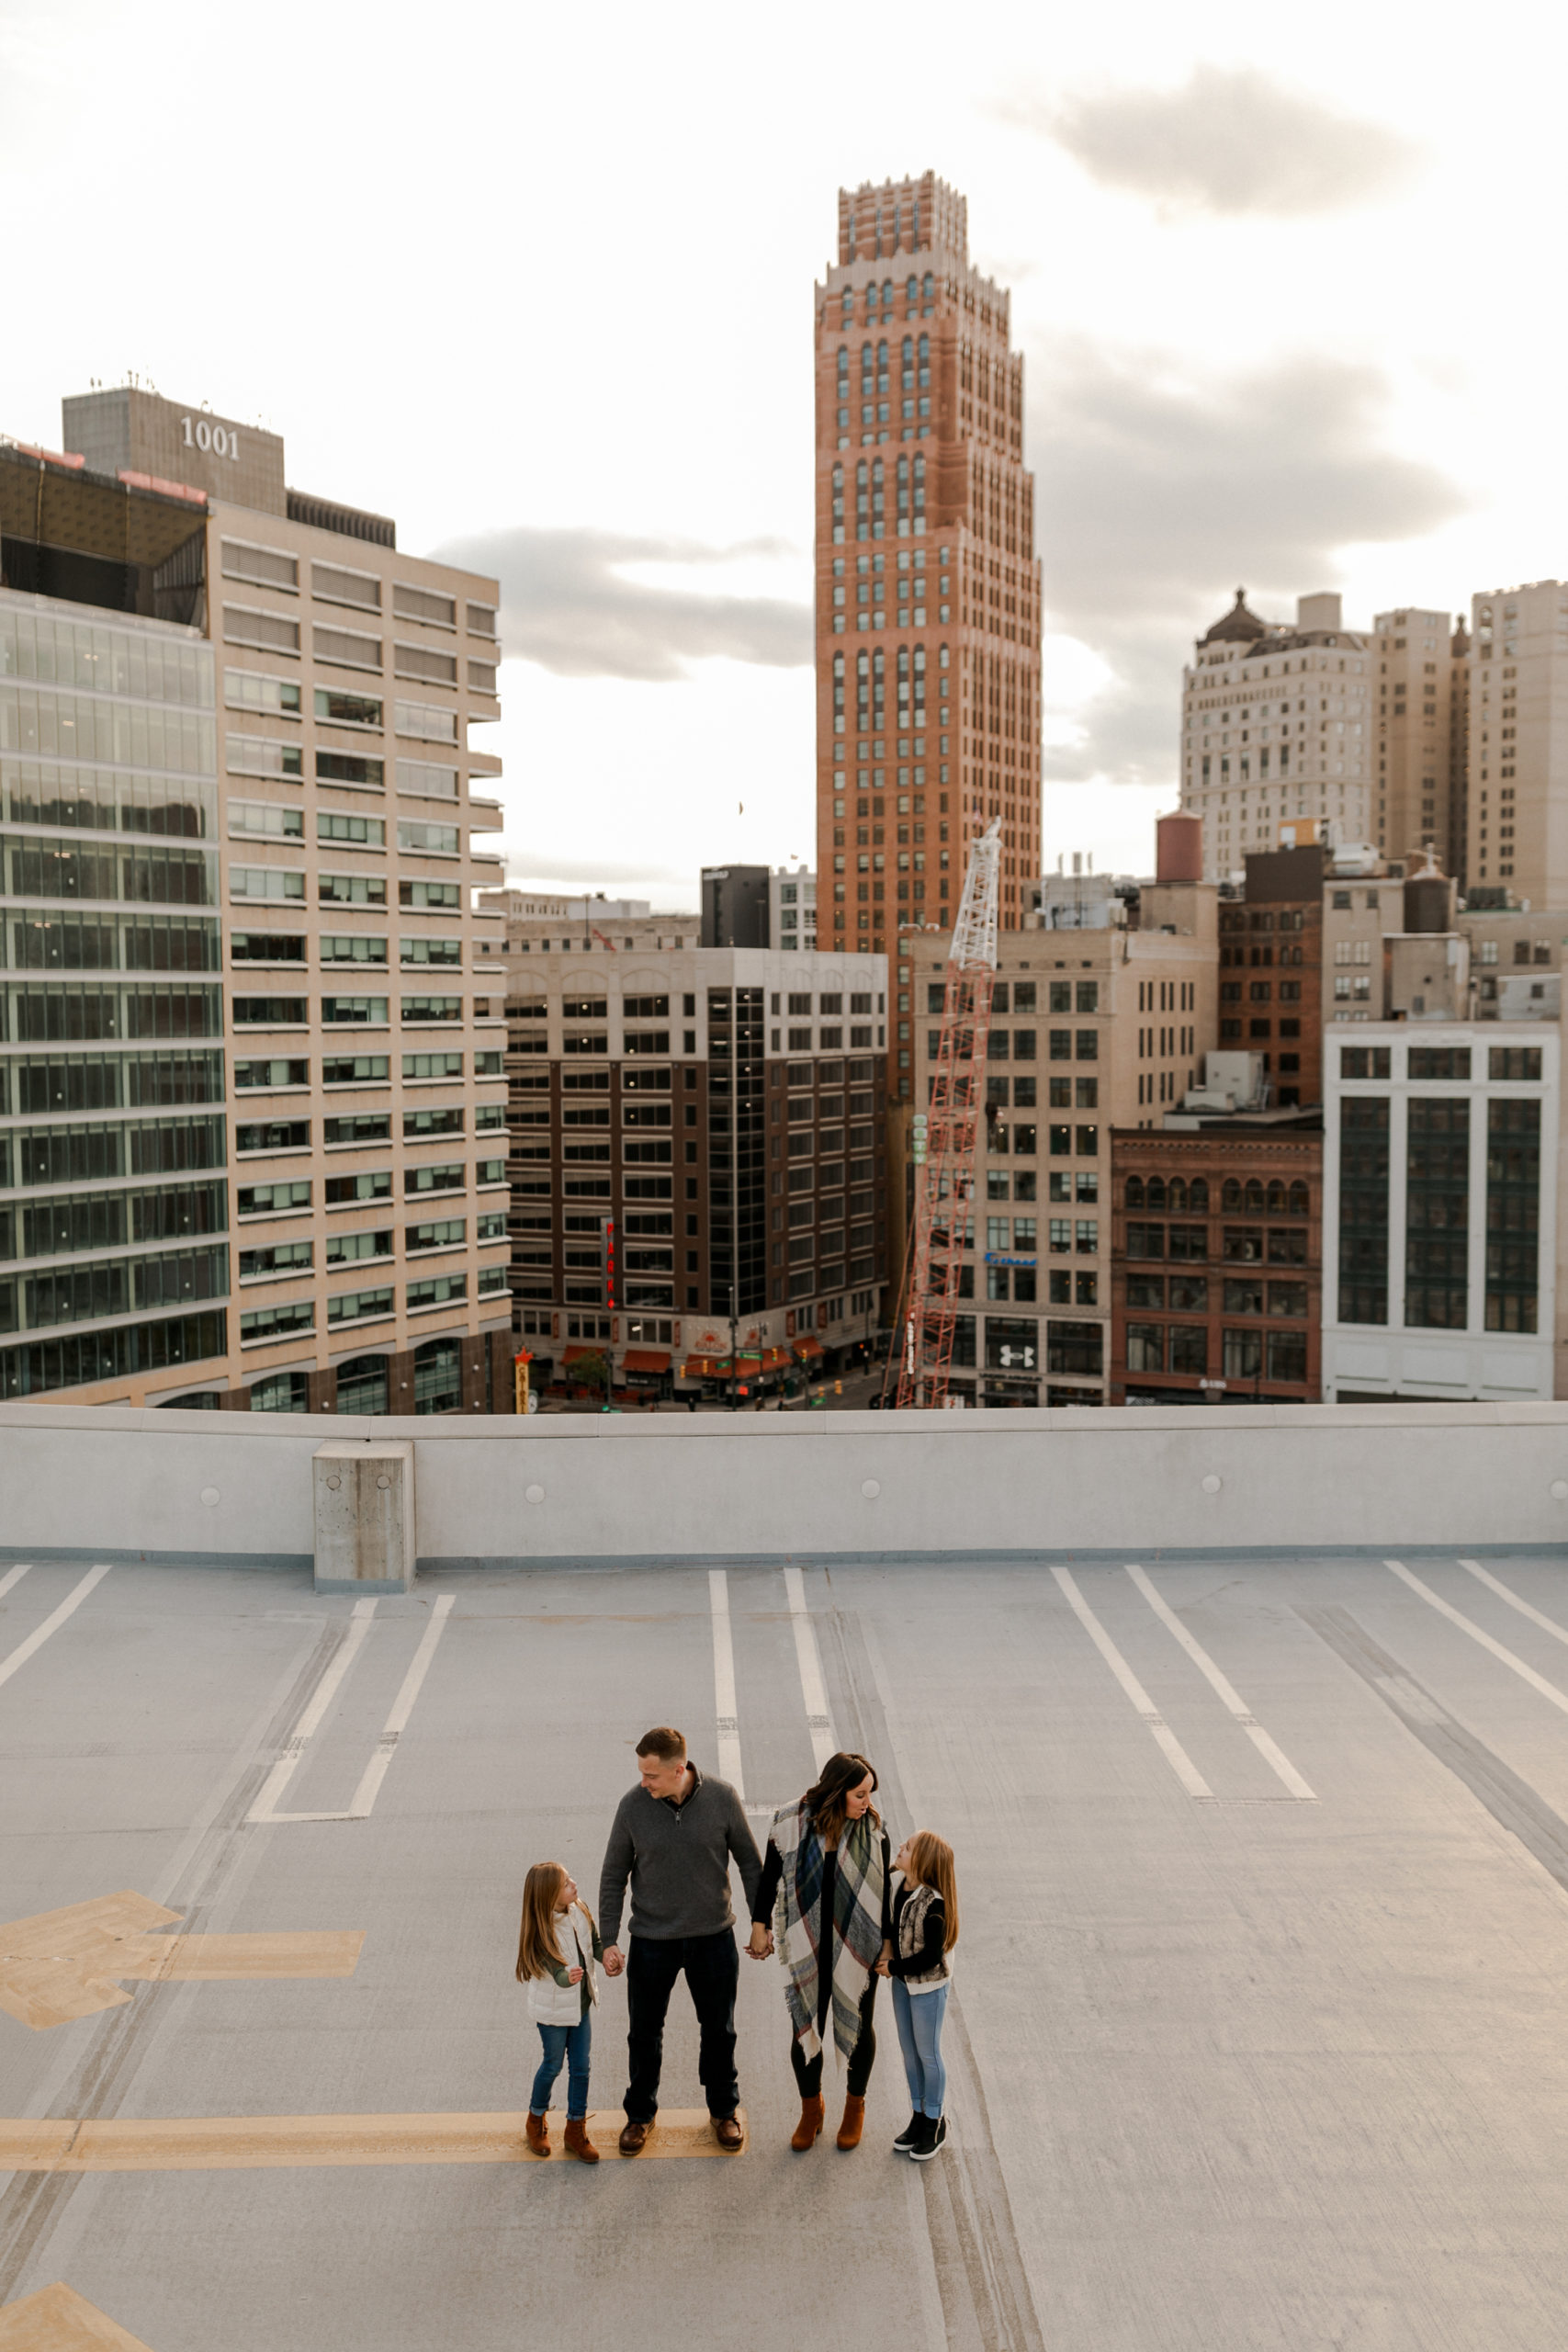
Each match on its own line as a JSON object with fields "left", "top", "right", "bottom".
{"left": 891, "top": 1979, "right": 948, "bottom": 2118}
{"left": 530, "top": 2014, "right": 592, "bottom": 2120}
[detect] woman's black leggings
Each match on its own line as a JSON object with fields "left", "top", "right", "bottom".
{"left": 791, "top": 1973, "right": 879, "bottom": 2100}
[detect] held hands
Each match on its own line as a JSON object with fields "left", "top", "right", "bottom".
{"left": 568, "top": 1967, "right": 583, "bottom": 1984}
{"left": 747, "top": 1923, "right": 775, "bottom": 1961}
{"left": 603, "top": 1945, "right": 625, "bottom": 1977}
{"left": 874, "top": 1940, "right": 893, "bottom": 1978}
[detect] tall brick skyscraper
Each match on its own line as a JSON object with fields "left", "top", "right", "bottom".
{"left": 815, "top": 173, "right": 1042, "bottom": 974}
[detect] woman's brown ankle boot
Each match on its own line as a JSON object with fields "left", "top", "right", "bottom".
{"left": 563, "top": 2118, "right": 599, "bottom": 2164}
{"left": 525, "top": 2110, "right": 549, "bottom": 2156}
{"left": 791, "top": 2095, "right": 826, "bottom": 2151}
{"left": 836, "top": 2095, "right": 865, "bottom": 2149}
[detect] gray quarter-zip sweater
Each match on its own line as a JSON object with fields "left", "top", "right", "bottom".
{"left": 598, "top": 1765, "right": 761, "bottom": 1944}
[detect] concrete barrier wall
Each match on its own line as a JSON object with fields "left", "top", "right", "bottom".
{"left": 3, "top": 1399, "right": 1567, "bottom": 1565}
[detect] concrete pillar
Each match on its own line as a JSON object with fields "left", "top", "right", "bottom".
{"left": 312, "top": 1441, "right": 416, "bottom": 1593}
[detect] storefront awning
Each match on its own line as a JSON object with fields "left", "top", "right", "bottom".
{"left": 792, "top": 1335, "right": 824, "bottom": 1361}
{"left": 623, "top": 1349, "right": 671, "bottom": 1374}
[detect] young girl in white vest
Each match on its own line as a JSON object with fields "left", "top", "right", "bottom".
{"left": 515, "top": 1860, "right": 603, "bottom": 2162}
{"left": 883, "top": 1830, "right": 959, "bottom": 2160}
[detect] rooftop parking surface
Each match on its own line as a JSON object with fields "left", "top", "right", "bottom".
{"left": 6, "top": 1547, "right": 1568, "bottom": 2348}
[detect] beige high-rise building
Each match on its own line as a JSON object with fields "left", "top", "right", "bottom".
{"left": 908, "top": 863, "right": 1217, "bottom": 1406}
{"left": 1465, "top": 580, "right": 1568, "bottom": 907}
{"left": 1370, "top": 608, "right": 1467, "bottom": 876}
{"left": 1180, "top": 591, "right": 1373, "bottom": 878}
{"left": 14, "top": 385, "right": 513, "bottom": 1412}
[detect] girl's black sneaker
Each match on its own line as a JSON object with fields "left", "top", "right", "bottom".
{"left": 909, "top": 2114, "right": 947, "bottom": 2162}
{"left": 893, "top": 2113, "right": 921, "bottom": 2152}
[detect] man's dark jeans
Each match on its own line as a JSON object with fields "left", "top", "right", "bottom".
{"left": 624, "top": 1928, "right": 739, "bottom": 2121}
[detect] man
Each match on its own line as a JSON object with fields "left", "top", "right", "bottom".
{"left": 600, "top": 1725, "right": 761, "bottom": 2154}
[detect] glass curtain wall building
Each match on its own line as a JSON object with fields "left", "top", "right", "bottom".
{"left": 0, "top": 588, "right": 227, "bottom": 1397}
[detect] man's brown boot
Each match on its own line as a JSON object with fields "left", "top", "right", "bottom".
{"left": 563, "top": 2119, "right": 600, "bottom": 2164}
{"left": 836, "top": 2095, "right": 866, "bottom": 2150}
{"left": 525, "top": 2110, "right": 549, "bottom": 2157}
{"left": 791, "top": 2095, "right": 826, "bottom": 2151}
{"left": 617, "top": 2117, "right": 651, "bottom": 2154}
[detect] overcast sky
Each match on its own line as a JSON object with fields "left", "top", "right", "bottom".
{"left": 4, "top": 0, "right": 1560, "bottom": 907}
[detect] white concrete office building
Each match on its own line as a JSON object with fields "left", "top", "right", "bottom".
{"left": 1322, "top": 1022, "right": 1558, "bottom": 1403}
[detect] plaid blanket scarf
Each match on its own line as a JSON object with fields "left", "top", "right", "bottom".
{"left": 770, "top": 1798, "right": 888, "bottom": 2064}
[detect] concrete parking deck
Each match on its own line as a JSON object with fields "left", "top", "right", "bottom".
{"left": 7, "top": 1547, "right": 1568, "bottom": 2347}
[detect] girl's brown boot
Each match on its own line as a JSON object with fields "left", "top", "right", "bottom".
{"left": 525, "top": 2110, "right": 549, "bottom": 2157}
{"left": 836, "top": 2095, "right": 866, "bottom": 2149}
{"left": 563, "top": 2118, "right": 599, "bottom": 2164}
{"left": 790, "top": 2095, "right": 826, "bottom": 2151}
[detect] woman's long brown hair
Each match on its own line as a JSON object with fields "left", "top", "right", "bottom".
{"left": 905, "top": 1831, "right": 960, "bottom": 1951}
{"left": 806, "top": 1750, "right": 882, "bottom": 1845}
{"left": 515, "top": 1861, "right": 596, "bottom": 1983}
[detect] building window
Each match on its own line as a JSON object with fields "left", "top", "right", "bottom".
{"left": 1404, "top": 1098, "right": 1470, "bottom": 1329}
{"left": 1338, "top": 1097, "right": 1389, "bottom": 1325}
{"left": 1485, "top": 1097, "right": 1540, "bottom": 1332}
{"left": 413, "top": 1335, "right": 463, "bottom": 1414}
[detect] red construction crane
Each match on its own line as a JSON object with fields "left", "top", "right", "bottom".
{"left": 884, "top": 820, "right": 1002, "bottom": 1409}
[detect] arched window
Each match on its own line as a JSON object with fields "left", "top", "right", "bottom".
{"left": 1244, "top": 1179, "right": 1265, "bottom": 1211}
{"left": 881, "top": 277, "right": 894, "bottom": 314}
{"left": 860, "top": 341, "right": 874, "bottom": 388}
{"left": 918, "top": 331, "right": 931, "bottom": 374}
{"left": 913, "top": 453, "right": 925, "bottom": 521}
{"left": 864, "top": 285, "right": 877, "bottom": 324}
{"left": 872, "top": 647, "right": 886, "bottom": 723}
{"left": 337, "top": 1354, "right": 389, "bottom": 1416}
{"left": 840, "top": 289, "right": 852, "bottom": 329}
{"left": 836, "top": 345, "right": 849, "bottom": 381}
{"left": 1267, "top": 1181, "right": 1286, "bottom": 1214}
{"left": 912, "top": 644, "right": 926, "bottom": 716}
{"left": 1126, "top": 1176, "right": 1145, "bottom": 1209}
{"left": 1146, "top": 1177, "right": 1168, "bottom": 1211}
{"left": 871, "top": 458, "right": 885, "bottom": 536}
{"left": 251, "top": 1370, "right": 308, "bottom": 1413}
{"left": 1289, "top": 1182, "right": 1310, "bottom": 1216}
{"left": 1189, "top": 1179, "right": 1210, "bottom": 1212}
{"left": 413, "top": 1336, "right": 462, "bottom": 1416}
{"left": 1222, "top": 1178, "right": 1242, "bottom": 1210}
{"left": 876, "top": 339, "right": 888, "bottom": 390}
{"left": 906, "top": 275, "right": 918, "bottom": 309}
{"left": 901, "top": 334, "right": 913, "bottom": 382}
{"left": 1168, "top": 1179, "right": 1188, "bottom": 1212}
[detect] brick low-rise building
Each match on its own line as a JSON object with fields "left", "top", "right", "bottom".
{"left": 1111, "top": 1093, "right": 1323, "bottom": 1407}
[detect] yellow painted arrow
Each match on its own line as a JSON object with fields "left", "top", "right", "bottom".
{"left": 0, "top": 2281, "right": 154, "bottom": 2350}
{"left": 0, "top": 1893, "right": 363, "bottom": 2031}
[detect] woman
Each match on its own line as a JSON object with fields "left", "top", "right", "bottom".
{"left": 748, "top": 1750, "right": 891, "bottom": 2152}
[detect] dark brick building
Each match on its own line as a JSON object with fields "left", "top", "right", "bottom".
{"left": 1110, "top": 1121, "right": 1324, "bottom": 1406}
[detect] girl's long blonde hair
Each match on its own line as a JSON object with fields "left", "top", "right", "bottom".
{"left": 905, "top": 1831, "right": 960, "bottom": 1952}
{"left": 515, "top": 1861, "right": 595, "bottom": 1984}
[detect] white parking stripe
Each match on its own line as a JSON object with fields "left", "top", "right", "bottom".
{"left": 1458, "top": 1557, "right": 1568, "bottom": 1648}
{"left": 1051, "top": 1566, "right": 1214, "bottom": 1802}
{"left": 707, "top": 1570, "right": 746, "bottom": 1797}
{"left": 248, "top": 1600, "right": 378, "bottom": 1822}
{"left": 0, "top": 1563, "right": 110, "bottom": 1694}
{"left": 344, "top": 1595, "right": 456, "bottom": 1818}
{"left": 0, "top": 1565, "right": 31, "bottom": 1603}
{"left": 783, "top": 1565, "right": 837, "bottom": 1769}
{"left": 1126, "top": 1566, "right": 1317, "bottom": 1803}
{"left": 1385, "top": 1558, "right": 1568, "bottom": 1718}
